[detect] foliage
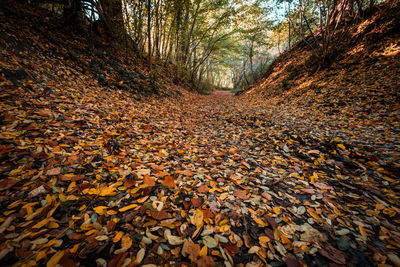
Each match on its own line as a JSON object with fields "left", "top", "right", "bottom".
{"left": 1, "top": 0, "right": 400, "bottom": 266}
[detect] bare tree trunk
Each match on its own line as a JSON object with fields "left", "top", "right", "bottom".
{"left": 147, "top": 0, "right": 152, "bottom": 67}
{"left": 287, "top": 2, "right": 291, "bottom": 48}
{"left": 99, "top": 0, "right": 128, "bottom": 43}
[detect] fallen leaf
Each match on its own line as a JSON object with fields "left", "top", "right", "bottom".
{"left": 164, "top": 175, "right": 175, "bottom": 188}
{"left": 233, "top": 189, "right": 249, "bottom": 200}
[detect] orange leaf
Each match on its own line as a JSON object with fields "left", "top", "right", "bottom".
{"left": 143, "top": 175, "right": 155, "bottom": 187}
{"left": 164, "top": 175, "right": 175, "bottom": 188}
{"left": 113, "top": 231, "right": 124, "bottom": 243}
{"left": 121, "top": 235, "right": 132, "bottom": 248}
{"left": 46, "top": 250, "right": 64, "bottom": 267}
{"left": 182, "top": 170, "right": 193, "bottom": 176}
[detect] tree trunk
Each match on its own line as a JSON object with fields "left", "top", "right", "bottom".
{"left": 147, "top": 0, "right": 152, "bottom": 67}
{"left": 99, "top": 0, "right": 128, "bottom": 42}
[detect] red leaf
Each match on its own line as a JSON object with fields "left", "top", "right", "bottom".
{"left": 0, "top": 179, "right": 17, "bottom": 190}
{"left": 191, "top": 197, "right": 202, "bottom": 208}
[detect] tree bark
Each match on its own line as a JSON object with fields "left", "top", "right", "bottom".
{"left": 147, "top": 0, "right": 152, "bottom": 67}
{"left": 99, "top": 0, "right": 128, "bottom": 42}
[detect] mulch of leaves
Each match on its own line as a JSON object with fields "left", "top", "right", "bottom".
{"left": 1, "top": 2, "right": 400, "bottom": 267}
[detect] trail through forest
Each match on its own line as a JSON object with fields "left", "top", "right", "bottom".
{"left": 1, "top": 0, "right": 400, "bottom": 265}
{"left": 1, "top": 82, "right": 399, "bottom": 265}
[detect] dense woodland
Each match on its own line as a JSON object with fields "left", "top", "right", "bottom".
{"left": 32, "top": 0, "right": 380, "bottom": 92}
{"left": 0, "top": 0, "right": 399, "bottom": 266}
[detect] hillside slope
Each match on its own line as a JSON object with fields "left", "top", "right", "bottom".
{"left": 241, "top": 0, "right": 400, "bottom": 137}
{"left": 0, "top": 1, "right": 187, "bottom": 100}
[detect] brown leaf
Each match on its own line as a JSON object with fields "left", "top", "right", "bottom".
{"left": 0, "top": 179, "right": 17, "bottom": 190}
{"left": 194, "top": 256, "right": 215, "bottom": 267}
{"left": 313, "top": 182, "right": 333, "bottom": 190}
{"left": 186, "top": 241, "right": 200, "bottom": 261}
{"left": 59, "top": 174, "right": 84, "bottom": 182}
{"left": 261, "top": 192, "right": 272, "bottom": 200}
{"left": 318, "top": 245, "right": 346, "bottom": 265}
{"left": 143, "top": 174, "right": 155, "bottom": 186}
{"left": 47, "top": 167, "right": 61, "bottom": 176}
{"left": 182, "top": 169, "right": 193, "bottom": 176}
{"left": 197, "top": 184, "right": 209, "bottom": 193}
{"left": 284, "top": 253, "right": 302, "bottom": 267}
{"left": 37, "top": 109, "right": 52, "bottom": 117}
{"left": 300, "top": 188, "right": 315, "bottom": 194}
{"left": 243, "top": 234, "right": 252, "bottom": 248}
{"left": 264, "top": 215, "right": 278, "bottom": 229}
{"left": 150, "top": 210, "right": 171, "bottom": 220}
{"left": 233, "top": 189, "right": 249, "bottom": 200}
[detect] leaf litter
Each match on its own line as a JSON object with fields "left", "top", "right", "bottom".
{"left": 0, "top": 2, "right": 400, "bottom": 267}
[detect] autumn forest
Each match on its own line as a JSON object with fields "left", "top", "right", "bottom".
{"left": 0, "top": 0, "right": 399, "bottom": 266}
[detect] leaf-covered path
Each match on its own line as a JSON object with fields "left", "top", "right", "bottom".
{"left": 1, "top": 79, "right": 400, "bottom": 266}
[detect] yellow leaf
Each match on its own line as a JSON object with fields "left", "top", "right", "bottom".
{"left": 93, "top": 206, "right": 108, "bottom": 215}
{"left": 219, "top": 224, "right": 230, "bottom": 232}
{"left": 59, "top": 193, "right": 67, "bottom": 202}
{"left": 46, "top": 250, "right": 64, "bottom": 267}
{"left": 259, "top": 236, "right": 270, "bottom": 248}
{"left": 121, "top": 235, "right": 132, "bottom": 248}
{"left": 253, "top": 217, "right": 267, "bottom": 227}
{"left": 200, "top": 245, "right": 208, "bottom": 256}
{"left": 69, "top": 244, "right": 80, "bottom": 253}
{"left": 310, "top": 172, "right": 318, "bottom": 183}
{"left": 190, "top": 209, "right": 204, "bottom": 228}
{"left": 66, "top": 195, "right": 79, "bottom": 201}
{"left": 80, "top": 223, "right": 93, "bottom": 231}
{"left": 99, "top": 187, "right": 116, "bottom": 196}
{"left": 137, "top": 196, "right": 149, "bottom": 203}
{"left": 67, "top": 181, "right": 76, "bottom": 192}
{"left": 46, "top": 194, "right": 53, "bottom": 205}
{"left": 119, "top": 204, "right": 138, "bottom": 212}
{"left": 359, "top": 226, "right": 368, "bottom": 238}
{"left": 25, "top": 260, "right": 37, "bottom": 267}
{"left": 32, "top": 218, "right": 50, "bottom": 229}
{"left": 36, "top": 250, "right": 47, "bottom": 261}
{"left": 8, "top": 199, "right": 22, "bottom": 209}
{"left": 272, "top": 207, "right": 281, "bottom": 215}
{"left": 48, "top": 221, "right": 59, "bottom": 229}
{"left": 106, "top": 210, "right": 118, "bottom": 216}
{"left": 85, "top": 229, "right": 99, "bottom": 236}
{"left": 337, "top": 144, "right": 346, "bottom": 150}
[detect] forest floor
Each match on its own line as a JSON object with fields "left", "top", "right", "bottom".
{"left": 1, "top": 1, "right": 400, "bottom": 267}
{"left": 0, "top": 82, "right": 399, "bottom": 266}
